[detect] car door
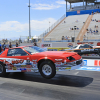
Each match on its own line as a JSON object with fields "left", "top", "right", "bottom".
{"left": 7, "top": 48, "right": 32, "bottom": 70}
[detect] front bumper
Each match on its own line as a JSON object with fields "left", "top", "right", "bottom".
{"left": 56, "top": 59, "right": 84, "bottom": 71}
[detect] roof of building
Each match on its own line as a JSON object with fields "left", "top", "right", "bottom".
{"left": 65, "top": 0, "right": 96, "bottom": 3}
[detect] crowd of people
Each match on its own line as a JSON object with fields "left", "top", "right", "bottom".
{"left": 0, "top": 42, "right": 19, "bottom": 53}
{"left": 86, "top": 27, "right": 99, "bottom": 35}
{"left": 69, "top": 27, "right": 79, "bottom": 31}
{"left": 91, "top": 18, "right": 100, "bottom": 22}
{"left": 0, "top": 41, "right": 38, "bottom": 53}
{"left": 62, "top": 36, "right": 71, "bottom": 40}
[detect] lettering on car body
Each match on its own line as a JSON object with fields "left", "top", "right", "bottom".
{"left": 81, "top": 49, "right": 94, "bottom": 52}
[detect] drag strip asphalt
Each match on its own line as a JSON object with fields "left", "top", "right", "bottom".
{"left": 0, "top": 70, "right": 100, "bottom": 100}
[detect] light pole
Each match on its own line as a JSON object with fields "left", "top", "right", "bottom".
{"left": 28, "top": 0, "right": 31, "bottom": 39}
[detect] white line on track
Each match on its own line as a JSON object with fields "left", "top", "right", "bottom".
{"left": 74, "top": 72, "right": 79, "bottom": 75}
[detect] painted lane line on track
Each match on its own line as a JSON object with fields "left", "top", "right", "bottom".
{"left": 74, "top": 72, "right": 79, "bottom": 75}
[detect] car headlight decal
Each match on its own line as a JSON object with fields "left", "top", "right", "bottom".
{"left": 67, "top": 56, "right": 75, "bottom": 61}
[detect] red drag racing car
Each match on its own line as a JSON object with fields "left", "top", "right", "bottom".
{"left": 0, "top": 46, "right": 84, "bottom": 79}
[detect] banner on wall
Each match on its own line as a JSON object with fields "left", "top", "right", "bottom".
{"left": 40, "top": 43, "right": 52, "bottom": 48}
{"left": 67, "top": 43, "right": 73, "bottom": 47}
{"left": 77, "top": 10, "right": 80, "bottom": 14}
{"left": 83, "top": 59, "right": 100, "bottom": 67}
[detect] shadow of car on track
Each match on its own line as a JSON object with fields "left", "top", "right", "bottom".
{"left": 3, "top": 72, "right": 93, "bottom": 87}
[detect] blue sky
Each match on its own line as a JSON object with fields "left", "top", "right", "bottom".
{"left": 0, "top": 0, "right": 68, "bottom": 40}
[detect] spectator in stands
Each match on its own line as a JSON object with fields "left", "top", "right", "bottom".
{"left": 86, "top": 29, "right": 88, "bottom": 31}
{"left": 83, "top": 35, "right": 86, "bottom": 40}
{"left": 93, "top": 30, "right": 95, "bottom": 34}
{"left": 95, "top": 25, "right": 96, "bottom": 28}
{"left": 76, "top": 20, "right": 78, "bottom": 22}
{"left": 62, "top": 36, "right": 64, "bottom": 40}
{"left": 77, "top": 27, "right": 79, "bottom": 30}
{"left": 90, "top": 28, "right": 92, "bottom": 31}
{"left": 96, "top": 30, "right": 98, "bottom": 33}
{"left": 64, "top": 21, "right": 66, "bottom": 23}
{"left": 69, "top": 28, "right": 71, "bottom": 31}
{"left": 65, "top": 36, "right": 68, "bottom": 40}
{"left": 9, "top": 42, "right": 12, "bottom": 48}
{"left": 91, "top": 11, "right": 94, "bottom": 15}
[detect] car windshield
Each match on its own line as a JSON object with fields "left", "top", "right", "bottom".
{"left": 0, "top": 51, "right": 4, "bottom": 55}
{"left": 23, "top": 46, "right": 45, "bottom": 55}
{"left": 32, "top": 46, "right": 45, "bottom": 52}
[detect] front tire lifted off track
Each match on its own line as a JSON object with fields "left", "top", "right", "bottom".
{"left": 39, "top": 61, "right": 56, "bottom": 79}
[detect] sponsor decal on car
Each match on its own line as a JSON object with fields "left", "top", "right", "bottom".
{"left": 56, "top": 67, "right": 71, "bottom": 71}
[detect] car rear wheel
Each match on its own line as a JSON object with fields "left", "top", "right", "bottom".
{"left": 0, "top": 63, "right": 6, "bottom": 76}
{"left": 39, "top": 61, "right": 56, "bottom": 79}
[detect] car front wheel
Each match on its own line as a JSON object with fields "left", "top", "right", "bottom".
{"left": 39, "top": 61, "right": 56, "bottom": 79}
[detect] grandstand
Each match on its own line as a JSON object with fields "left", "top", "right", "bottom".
{"left": 85, "top": 13, "right": 100, "bottom": 41}
{"left": 38, "top": 0, "right": 100, "bottom": 43}
{"left": 44, "top": 14, "right": 89, "bottom": 41}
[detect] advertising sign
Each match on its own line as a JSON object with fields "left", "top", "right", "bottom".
{"left": 40, "top": 43, "right": 52, "bottom": 48}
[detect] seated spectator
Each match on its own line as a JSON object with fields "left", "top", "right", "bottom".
{"left": 96, "top": 20, "right": 98, "bottom": 22}
{"left": 65, "top": 36, "right": 68, "bottom": 40}
{"left": 93, "top": 30, "right": 95, "bottom": 34}
{"left": 62, "top": 36, "right": 64, "bottom": 40}
{"left": 86, "top": 29, "right": 88, "bottom": 31}
{"left": 77, "top": 27, "right": 79, "bottom": 30}
{"left": 90, "top": 28, "right": 92, "bottom": 31}
{"left": 96, "top": 30, "right": 98, "bottom": 33}
{"left": 69, "top": 28, "right": 71, "bottom": 31}
{"left": 98, "top": 20, "right": 100, "bottom": 22}
{"left": 91, "top": 11, "right": 94, "bottom": 15}
{"left": 64, "top": 21, "right": 66, "bottom": 23}
{"left": 76, "top": 20, "right": 78, "bottom": 22}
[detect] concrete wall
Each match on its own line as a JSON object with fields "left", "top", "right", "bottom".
{"left": 20, "top": 41, "right": 98, "bottom": 48}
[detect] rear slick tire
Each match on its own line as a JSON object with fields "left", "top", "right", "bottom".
{"left": 0, "top": 63, "right": 6, "bottom": 77}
